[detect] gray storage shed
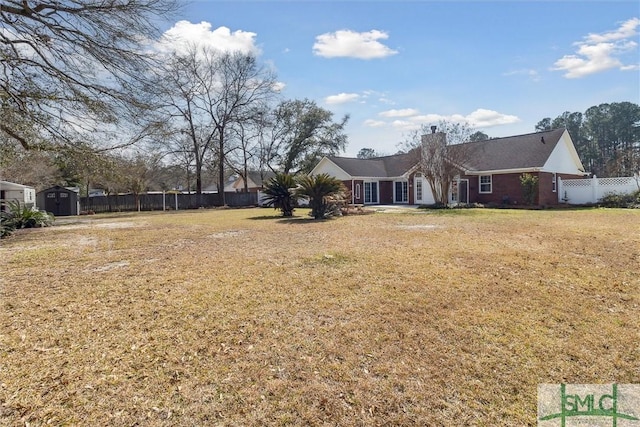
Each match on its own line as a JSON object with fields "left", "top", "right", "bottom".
{"left": 37, "top": 186, "right": 80, "bottom": 216}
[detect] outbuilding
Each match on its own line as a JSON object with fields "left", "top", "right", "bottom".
{"left": 37, "top": 186, "right": 80, "bottom": 216}
{"left": 0, "top": 181, "right": 37, "bottom": 211}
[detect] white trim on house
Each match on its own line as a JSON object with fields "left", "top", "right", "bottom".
{"left": 542, "top": 129, "right": 587, "bottom": 175}
{"left": 465, "top": 167, "right": 544, "bottom": 175}
{"left": 309, "top": 157, "right": 352, "bottom": 180}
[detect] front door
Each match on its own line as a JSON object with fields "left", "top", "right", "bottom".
{"left": 459, "top": 180, "right": 469, "bottom": 203}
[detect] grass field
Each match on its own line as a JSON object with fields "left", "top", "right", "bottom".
{"left": 1, "top": 207, "right": 638, "bottom": 426}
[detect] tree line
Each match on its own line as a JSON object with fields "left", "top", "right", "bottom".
{"left": 1, "top": 1, "right": 348, "bottom": 203}
{"left": 535, "top": 102, "right": 640, "bottom": 177}
{"left": 1, "top": 1, "right": 637, "bottom": 200}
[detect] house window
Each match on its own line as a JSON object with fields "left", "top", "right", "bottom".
{"left": 552, "top": 173, "right": 557, "bottom": 193}
{"left": 47, "top": 193, "right": 56, "bottom": 198}
{"left": 355, "top": 184, "right": 361, "bottom": 200}
{"left": 394, "top": 181, "right": 408, "bottom": 203}
{"left": 479, "top": 175, "right": 492, "bottom": 193}
{"left": 364, "top": 182, "right": 378, "bottom": 204}
{"left": 415, "top": 174, "right": 423, "bottom": 201}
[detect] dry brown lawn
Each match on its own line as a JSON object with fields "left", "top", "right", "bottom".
{"left": 0, "top": 207, "right": 638, "bottom": 426}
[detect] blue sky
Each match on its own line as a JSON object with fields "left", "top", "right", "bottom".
{"left": 162, "top": 1, "right": 640, "bottom": 156}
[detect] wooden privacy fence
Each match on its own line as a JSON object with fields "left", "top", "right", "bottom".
{"left": 80, "top": 192, "right": 258, "bottom": 213}
{"left": 558, "top": 175, "right": 639, "bottom": 204}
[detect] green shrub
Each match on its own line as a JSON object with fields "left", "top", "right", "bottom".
{"left": 0, "top": 214, "right": 16, "bottom": 238}
{"left": 598, "top": 190, "right": 640, "bottom": 208}
{"left": 418, "top": 202, "right": 450, "bottom": 210}
{"left": 520, "top": 173, "right": 539, "bottom": 205}
{"left": 262, "top": 173, "right": 298, "bottom": 217}
{"left": 296, "top": 174, "right": 346, "bottom": 219}
{"left": 1, "top": 201, "right": 54, "bottom": 236}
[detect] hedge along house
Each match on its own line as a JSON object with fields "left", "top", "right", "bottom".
{"left": 311, "top": 128, "right": 587, "bottom": 206}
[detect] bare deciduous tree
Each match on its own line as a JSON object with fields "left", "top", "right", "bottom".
{"left": 152, "top": 47, "right": 277, "bottom": 204}
{"left": 0, "top": 0, "right": 178, "bottom": 150}
{"left": 402, "top": 120, "right": 473, "bottom": 206}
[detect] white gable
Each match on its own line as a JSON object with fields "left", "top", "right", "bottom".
{"left": 310, "top": 157, "right": 352, "bottom": 180}
{"left": 542, "top": 130, "right": 586, "bottom": 175}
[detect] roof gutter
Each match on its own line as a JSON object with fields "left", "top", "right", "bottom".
{"left": 463, "top": 167, "right": 543, "bottom": 175}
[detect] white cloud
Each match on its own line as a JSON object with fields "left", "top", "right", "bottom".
{"left": 464, "top": 109, "right": 520, "bottom": 127}
{"left": 390, "top": 120, "right": 418, "bottom": 131}
{"left": 157, "top": 21, "right": 259, "bottom": 55}
{"left": 380, "top": 109, "right": 519, "bottom": 129}
{"left": 378, "top": 97, "right": 395, "bottom": 105}
{"left": 313, "top": 29, "right": 398, "bottom": 59}
{"left": 272, "top": 82, "right": 286, "bottom": 92}
{"left": 364, "top": 119, "right": 386, "bottom": 128}
{"left": 503, "top": 68, "right": 541, "bottom": 82}
{"left": 552, "top": 17, "right": 640, "bottom": 78}
{"left": 325, "top": 92, "right": 360, "bottom": 105}
{"left": 379, "top": 108, "right": 419, "bottom": 118}
{"left": 585, "top": 17, "right": 640, "bottom": 43}
{"left": 408, "top": 114, "right": 447, "bottom": 123}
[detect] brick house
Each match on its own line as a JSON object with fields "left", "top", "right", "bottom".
{"left": 310, "top": 128, "right": 587, "bottom": 206}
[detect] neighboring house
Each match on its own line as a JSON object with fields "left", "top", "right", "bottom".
{"left": 229, "top": 171, "right": 276, "bottom": 193}
{"left": 310, "top": 128, "right": 587, "bottom": 206}
{"left": 36, "top": 186, "right": 79, "bottom": 216}
{"left": 0, "top": 181, "right": 36, "bottom": 210}
{"left": 88, "top": 189, "right": 106, "bottom": 197}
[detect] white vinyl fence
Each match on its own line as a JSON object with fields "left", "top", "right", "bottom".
{"left": 558, "top": 175, "right": 639, "bottom": 204}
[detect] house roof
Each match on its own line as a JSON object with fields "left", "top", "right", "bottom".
{"left": 451, "top": 128, "right": 567, "bottom": 172}
{"left": 247, "top": 170, "right": 275, "bottom": 186}
{"left": 327, "top": 150, "right": 417, "bottom": 178}
{"left": 319, "top": 128, "right": 576, "bottom": 179}
{"left": 0, "top": 180, "right": 34, "bottom": 191}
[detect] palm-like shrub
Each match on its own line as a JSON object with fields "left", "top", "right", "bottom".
{"left": 0, "top": 210, "right": 15, "bottom": 238}
{"left": 262, "top": 173, "right": 298, "bottom": 217}
{"left": 296, "top": 173, "right": 346, "bottom": 219}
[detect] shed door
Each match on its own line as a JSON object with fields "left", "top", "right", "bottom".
{"left": 45, "top": 190, "right": 71, "bottom": 216}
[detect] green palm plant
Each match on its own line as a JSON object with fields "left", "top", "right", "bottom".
{"left": 262, "top": 173, "right": 298, "bottom": 217}
{"left": 296, "top": 173, "right": 346, "bottom": 219}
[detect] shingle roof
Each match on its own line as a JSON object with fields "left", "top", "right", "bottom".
{"left": 0, "top": 180, "right": 34, "bottom": 190}
{"left": 247, "top": 170, "right": 275, "bottom": 186}
{"left": 450, "top": 128, "right": 566, "bottom": 172}
{"left": 328, "top": 150, "right": 418, "bottom": 178}
{"left": 326, "top": 129, "right": 568, "bottom": 178}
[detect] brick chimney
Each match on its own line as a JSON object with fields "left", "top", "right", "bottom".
{"left": 421, "top": 128, "right": 447, "bottom": 148}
